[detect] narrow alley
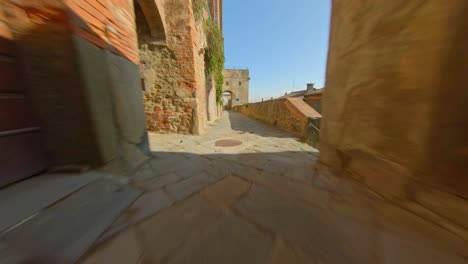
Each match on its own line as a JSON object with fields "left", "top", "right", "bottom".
{"left": 1, "top": 1, "right": 467, "bottom": 263}
{"left": 78, "top": 112, "right": 467, "bottom": 264}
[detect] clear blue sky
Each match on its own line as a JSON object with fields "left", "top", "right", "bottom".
{"left": 223, "top": 0, "right": 331, "bottom": 102}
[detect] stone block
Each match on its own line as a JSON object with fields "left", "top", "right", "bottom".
{"left": 130, "top": 162, "right": 155, "bottom": 183}
{"left": 103, "top": 189, "right": 174, "bottom": 239}
{"left": 0, "top": 178, "right": 140, "bottom": 264}
{"left": 106, "top": 51, "right": 147, "bottom": 145}
{"left": 201, "top": 176, "right": 250, "bottom": 209}
{"left": 104, "top": 141, "right": 148, "bottom": 176}
{"left": 271, "top": 239, "right": 317, "bottom": 264}
{"left": 72, "top": 35, "right": 118, "bottom": 164}
{"left": 149, "top": 154, "right": 190, "bottom": 176}
{"left": 133, "top": 172, "right": 181, "bottom": 192}
{"left": 165, "top": 172, "right": 217, "bottom": 201}
{"left": 253, "top": 171, "right": 331, "bottom": 210}
{"left": 79, "top": 228, "right": 142, "bottom": 264}
{"left": 168, "top": 214, "right": 274, "bottom": 264}
{"left": 235, "top": 186, "right": 366, "bottom": 263}
{"left": 0, "top": 172, "right": 100, "bottom": 233}
{"left": 136, "top": 197, "right": 222, "bottom": 263}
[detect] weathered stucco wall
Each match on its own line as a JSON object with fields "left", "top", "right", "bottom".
{"left": 192, "top": 13, "right": 209, "bottom": 134}
{"left": 206, "top": 75, "right": 222, "bottom": 122}
{"left": 234, "top": 98, "right": 321, "bottom": 140}
{"left": 321, "top": 0, "right": 468, "bottom": 230}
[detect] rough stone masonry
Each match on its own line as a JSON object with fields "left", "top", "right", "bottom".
{"left": 139, "top": 0, "right": 223, "bottom": 135}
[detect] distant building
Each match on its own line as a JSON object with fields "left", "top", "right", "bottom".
{"left": 222, "top": 69, "right": 250, "bottom": 109}
{"left": 304, "top": 84, "right": 324, "bottom": 113}
{"left": 279, "top": 83, "right": 324, "bottom": 113}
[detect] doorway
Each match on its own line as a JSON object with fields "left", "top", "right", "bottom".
{"left": 0, "top": 15, "right": 45, "bottom": 187}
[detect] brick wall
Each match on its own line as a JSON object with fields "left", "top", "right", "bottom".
{"left": 5, "top": 0, "right": 138, "bottom": 64}
{"left": 142, "top": 0, "right": 221, "bottom": 134}
{"left": 68, "top": 0, "right": 139, "bottom": 63}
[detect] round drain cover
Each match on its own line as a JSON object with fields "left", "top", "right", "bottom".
{"left": 215, "top": 139, "right": 242, "bottom": 147}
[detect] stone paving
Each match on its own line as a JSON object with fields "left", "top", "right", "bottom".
{"left": 79, "top": 112, "right": 468, "bottom": 264}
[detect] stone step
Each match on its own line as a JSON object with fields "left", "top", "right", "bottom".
{"left": 0, "top": 172, "right": 100, "bottom": 233}
{"left": 0, "top": 177, "right": 140, "bottom": 264}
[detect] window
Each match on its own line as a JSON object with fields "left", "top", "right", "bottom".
{"left": 239, "top": 82, "right": 242, "bottom": 86}
{"left": 226, "top": 81, "right": 229, "bottom": 86}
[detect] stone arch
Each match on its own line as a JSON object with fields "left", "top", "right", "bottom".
{"left": 134, "top": 0, "right": 166, "bottom": 41}
{"left": 223, "top": 90, "right": 235, "bottom": 110}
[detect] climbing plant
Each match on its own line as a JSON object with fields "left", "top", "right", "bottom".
{"left": 192, "top": 0, "right": 207, "bottom": 22}
{"left": 191, "top": 0, "right": 225, "bottom": 105}
{"left": 204, "top": 19, "right": 225, "bottom": 105}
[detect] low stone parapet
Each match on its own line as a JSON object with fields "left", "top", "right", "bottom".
{"left": 233, "top": 98, "right": 322, "bottom": 148}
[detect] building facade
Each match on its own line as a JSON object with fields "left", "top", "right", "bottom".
{"left": 0, "top": 0, "right": 222, "bottom": 186}
{"left": 222, "top": 69, "right": 250, "bottom": 109}
{"left": 140, "top": 0, "right": 224, "bottom": 135}
{"left": 279, "top": 83, "right": 323, "bottom": 114}
{"left": 303, "top": 84, "right": 323, "bottom": 114}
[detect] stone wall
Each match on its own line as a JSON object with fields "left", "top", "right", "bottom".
{"left": 140, "top": 43, "right": 195, "bottom": 133}
{"left": 223, "top": 69, "right": 249, "bottom": 107}
{"left": 137, "top": 1, "right": 195, "bottom": 134}
{"left": 141, "top": 0, "right": 222, "bottom": 134}
{"left": 321, "top": 0, "right": 468, "bottom": 233}
{"left": 234, "top": 98, "right": 321, "bottom": 143}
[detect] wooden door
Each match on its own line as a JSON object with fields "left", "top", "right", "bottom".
{"left": 0, "top": 7, "right": 46, "bottom": 187}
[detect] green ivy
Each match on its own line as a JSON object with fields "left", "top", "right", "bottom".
{"left": 204, "top": 19, "right": 225, "bottom": 105}
{"left": 191, "top": 0, "right": 225, "bottom": 105}
{"left": 192, "top": 0, "right": 207, "bottom": 22}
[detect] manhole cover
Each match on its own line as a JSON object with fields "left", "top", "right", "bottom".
{"left": 215, "top": 139, "right": 242, "bottom": 147}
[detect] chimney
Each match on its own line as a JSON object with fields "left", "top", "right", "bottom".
{"left": 306, "top": 83, "right": 315, "bottom": 92}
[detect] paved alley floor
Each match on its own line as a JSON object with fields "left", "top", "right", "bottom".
{"left": 80, "top": 112, "right": 468, "bottom": 264}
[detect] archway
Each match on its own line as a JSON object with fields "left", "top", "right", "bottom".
{"left": 134, "top": 0, "right": 166, "bottom": 92}
{"left": 134, "top": 0, "right": 167, "bottom": 130}
{"left": 223, "top": 90, "right": 234, "bottom": 110}
{"left": 134, "top": 0, "right": 166, "bottom": 41}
